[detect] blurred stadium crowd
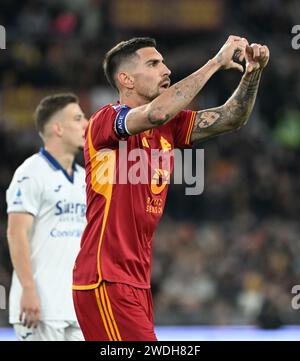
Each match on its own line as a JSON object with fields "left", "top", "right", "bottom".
{"left": 1, "top": 0, "right": 300, "bottom": 327}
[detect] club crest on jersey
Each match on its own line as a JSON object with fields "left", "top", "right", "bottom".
{"left": 151, "top": 169, "right": 170, "bottom": 195}
{"left": 12, "top": 188, "right": 23, "bottom": 205}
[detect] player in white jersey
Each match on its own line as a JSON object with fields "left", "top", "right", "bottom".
{"left": 6, "top": 93, "right": 88, "bottom": 341}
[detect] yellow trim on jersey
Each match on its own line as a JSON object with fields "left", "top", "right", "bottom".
{"left": 144, "top": 129, "right": 153, "bottom": 137}
{"left": 185, "top": 111, "right": 197, "bottom": 145}
{"left": 73, "top": 116, "right": 116, "bottom": 290}
{"left": 95, "top": 288, "right": 113, "bottom": 341}
{"left": 103, "top": 282, "right": 122, "bottom": 341}
{"left": 99, "top": 284, "right": 118, "bottom": 341}
{"left": 142, "top": 136, "right": 150, "bottom": 148}
{"left": 73, "top": 283, "right": 99, "bottom": 290}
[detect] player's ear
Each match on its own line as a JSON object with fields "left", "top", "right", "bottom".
{"left": 117, "top": 71, "right": 134, "bottom": 90}
{"left": 52, "top": 121, "right": 64, "bottom": 137}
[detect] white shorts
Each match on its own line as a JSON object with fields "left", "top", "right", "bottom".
{"left": 14, "top": 321, "right": 84, "bottom": 341}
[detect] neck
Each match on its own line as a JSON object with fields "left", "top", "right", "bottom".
{"left": 44, "top": 142, "right": 75, "bottom": 175}
{"left": 119, "top": 90, "right": 149, "bottom": 108}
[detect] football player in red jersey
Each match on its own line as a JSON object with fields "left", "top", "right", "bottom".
{"left": 73, "top": 36, "right": 269, "bottom": 340}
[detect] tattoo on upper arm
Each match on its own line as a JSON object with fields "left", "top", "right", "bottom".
{"left": 192, "top": 109, "right": 224, "bottom": 141}
{"left": 192, "top": 69, "right": 262, "bottom": 142}
{"left": 147, "top": 108, "right": 171, "bottom": 126}
{"left": 197, "top": 111, "right": 220, "bottom": 128}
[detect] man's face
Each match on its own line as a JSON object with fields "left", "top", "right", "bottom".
{"left": 59, "top": 103, "right": 88, "bottom": 152}
{"left": 130, "top": 47, "right": 171, "bottom": 101}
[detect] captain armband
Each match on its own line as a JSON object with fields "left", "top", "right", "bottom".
{"left": 114, "top": 106, "right": 132, "bottom": 138}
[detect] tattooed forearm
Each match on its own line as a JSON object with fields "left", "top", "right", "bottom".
{"left": 224, "top": 68, "right": 262, "bottom": 125}
{"left": 144, "top": 58, "right": 221, "bottom": 128}
{"left": 172, "top": 77, "right": 203, "bottom": 102}
{"left": 191, "top": 69, "right": 262, "bottom": 142}
{"left": 147, "top": 107, "right": 171, "bottom": 125}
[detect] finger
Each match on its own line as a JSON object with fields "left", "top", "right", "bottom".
{"left": 23, "top": 313, "right": 29, "bottom": 327}
{"left": 19, "top": 311, "right": 24, "bottom": 323}
{"left": 232, "top": 48, "right": 243, "bottom": 63}
{"left": 228, "top": 35, "right": 243, "bottom": 42}
{"left": 32, "top": 310, "right": 41, "bottom": 328}
{"left": 23, "top": 309, "right": 34, "bottom": 328}
{"left": 241, "top": 37, "right": 249, "bottom": 46}
{"left": 246, "top": 62, "right": 253, "bottom": 73}
{"left": 263, "top": 45, "right": 270, "bottom": 58}
{"left": 33, "top": 320, "right": 39, "bottom": 328}
{"left": 250, "top": 44, "right": 259, "bottom": 59}
{"left": 23, "top": 311, "right": 29, "bottom": 328}
{"left": 251, "top": 44, "right": 260, "bottom": 59}
{"left": 20, "top": 310, "right": 29, "bottom": 327}
{"left": 238, "top": 41, "right": 247, "bottom": 61}
{"left": 264, "top": 45, "right": 270, "bottom": 57}
{"left": 259, "top": 46, "right": 266, "bottom": 58}
{"left": 229, "top": 60, "right": 244, "bottom": 73}
{"left": 238, "top": 50, "right": 246, "bottom": 62}
{"left": 246, "top": 44, "right": 253, "bottom": 56}
{"left": 239, "top": 46, "right": 246, "bottom": 62}
{"left": 234, "top": 41, "right": 247, "bottom": 61}
{"left": 26, "top": 311, "right": 34, "bottom": 328}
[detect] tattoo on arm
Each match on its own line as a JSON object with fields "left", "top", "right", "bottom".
{"left": 147, "top": 107, "right": 171, "bottom": 126}
{"left": 144, "top": 60, "right": 219, "bottom": 130}
{"left": 172, "top": 78, "right": 204, "bottom": 103}
{"left": 191, "top": 69, "right": 262, "bottom": 142}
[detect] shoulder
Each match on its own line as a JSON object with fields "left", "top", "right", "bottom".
{"left": 13, "top": 153, "right": 45, "bottom": 178}
{"left": 167, "top": 109, "right": 196, "bottom": 134}
{"left": 90, "top": 104, "right": 117, "bottom": 121}
{"left": 171, "top": 109, "right": 195, "bottom": 123}
{"left": 160, "top": 110, "right": 194, "bottom": 133}
{"left": 7, "top": 153, "right": 44, "bottom": 194}
{"left": 90, "top": 103, "right": 131, "bottom": 124}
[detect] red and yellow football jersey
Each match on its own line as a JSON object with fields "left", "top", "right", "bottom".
{"left": 73, "top": 104, "right": 196, "bottom": 290}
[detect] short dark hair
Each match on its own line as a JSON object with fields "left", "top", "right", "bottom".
{"left": 35, "top": 93, "right": 79, "bottom": 134}
{"left": 103, "top": 37, "right": 156, "bottom": 90}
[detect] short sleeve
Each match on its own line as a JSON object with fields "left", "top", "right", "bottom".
{"left": 6, "top": 169, "right": 42, "bottom": 216}
{"left": 170, "top": 109, "right": 197, "bottom": 149}
{"left": 89, "top": 104, "right": 131, "bottom": 150}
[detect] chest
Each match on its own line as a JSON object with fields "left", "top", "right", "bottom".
{"left": 40, "top": 173, "right": 86, "bottom": 218}
{"left": 137, "top": 128, "right": 174, "bottom": 151}
{"left": 124, "top": 128, "right": 174, "bottom": 195}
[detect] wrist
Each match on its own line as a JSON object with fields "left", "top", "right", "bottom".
{"left": 243, "top": 67, "right": 263, "bottom": 79}
{"left": 208, "top": 57, "right": 222, "bottom": 71}
{"left": 23, "top": 283, "right": 36, "bottom": 290}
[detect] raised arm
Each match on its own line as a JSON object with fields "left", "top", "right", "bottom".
{"left": 126, "top": 36, "right": 248, "bottom": 134}
{"left": 191, "top": 43, "right": 270, "bottom": 143}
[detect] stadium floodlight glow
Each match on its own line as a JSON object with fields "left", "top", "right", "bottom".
{"left": 0, "top": 25, "right": 6, "bottom": 49}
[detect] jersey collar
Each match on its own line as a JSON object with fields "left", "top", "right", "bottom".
{"left": 39, "top": 148, "right": 77, "bottom": 183}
